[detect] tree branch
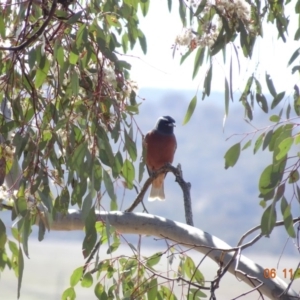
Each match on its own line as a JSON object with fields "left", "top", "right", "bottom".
{"left": 0, "top": 0, "right": 57, "bottom": 51}
{"left": 49, "top": 210, "right": 298, "bottom": 300}
{"left": 125, "top": 163, "right": 193, "bottom": 226}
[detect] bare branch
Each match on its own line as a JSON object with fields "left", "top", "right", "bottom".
{"left": 49, "top": 210, "right": 298, "bottom": 300}
{"left": 125, "top": 163, "right": 193, "bottom": 226}
{"left": 0, "top": 0, "right": 57, "bottom": 51}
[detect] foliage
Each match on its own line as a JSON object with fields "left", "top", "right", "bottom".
{"left": 0, "top": 0, "right": 149, "bottom": 297}
{"left": 0, "top": 0, "right": 299, "bottom": 298}
{"left": 64, "top": 224, "right": 207, "bottom": 300}
{"left": 174, "top": 0, "right": 300, "bottom": 238}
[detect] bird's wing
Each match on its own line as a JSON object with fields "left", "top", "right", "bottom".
{"left": 142, "top": 133, "right": 152, "bottom": 176}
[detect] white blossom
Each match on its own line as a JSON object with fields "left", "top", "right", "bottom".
{"left": 175, "top": 28, "right": 193, "bottom": 46}
{"left": 123, "top": 80, "right": 138, "bottom": 99}
{"left": 104, "top": 65, "right": 117, "bottom": 87}
{"left": 57, "top": 128, "right": 68, "bottom": 145}
{"left": 216, "top": 0, "right": 251, "bottom": 23}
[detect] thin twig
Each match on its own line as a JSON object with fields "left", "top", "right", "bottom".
{"left": 0, "top": 0, "right": 57, "bottom": 51}
{"left": 124, "top": 163, "right": 193, "bottom": 226}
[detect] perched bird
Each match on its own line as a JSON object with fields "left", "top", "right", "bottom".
{"left": 143, "top": 116, "right": 177, "bottom": 201}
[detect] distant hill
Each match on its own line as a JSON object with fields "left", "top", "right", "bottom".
{"left": 131, "top": 88, "right": 298, "bottom": 256}
{"left": 1, "top": 88, "right": 298, "bottom": 257}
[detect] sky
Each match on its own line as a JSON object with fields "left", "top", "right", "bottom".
{"left": 125, "top": 1, "right": 300, "bottom": 95}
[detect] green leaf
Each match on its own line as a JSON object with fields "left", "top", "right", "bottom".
{"left": 81, "top": 191, "right": 94, "bottom": 222}
{"left": 239, "top": 20, "right": 252, "bottom": 57}
{"left": 261, "top": 204, "right": 277, "bottom": 236}
{"left": 124, "top": 129, "right": 137, "bottom": 161}
{"left": 71, "top": 142, "right": 87, "bottom": 171}
{"left": 224, "top": 143, "right": 240, "bottom": 169}
{"left": 70, "top": 71, "right": 79, "bottom": 96}
{"left": 293, "top": 268, "right": 300, "bottom": 279}
{"left": 167, "top": 0, "right": 172, "bottom": 11}
{"left": 259, "top": 165, "right": 280, "bottom": 195}
{"left": 107, "top": 240, "right": 120, "bottom": 254}
{"left": 67, "top": 10, "right": 83, "bottom": 24}
{"left": 269, "top": 115, "right": 280, "bottom": 122}
{"left": 180, "top": 49, "right": 193, "bottom": 65}
{"left": 140, "top": 0, "right": 150, "bottom": 16}
{"left": 113, "top": 151, "right": 123, "bottom": 179}
{"left": 94, "top": 282, "right": 107, "bottom": 299}
{"left": 70, "top": 266, "right": 83, "bottom": 287}
{"left": 271, "top": 124, "right": 293, "bottom": 155}
{"left": 183, "top": 95, "right": 197, "bottom": 125}
{"left": 17, "top": 246, "right": 24, "bottom": 299}
{"left": 69, "top": 50, "right": 79, "bottom": 65}
{"left": 289, "top": 170, "right": 299, "bottom": 183}
{"left": 105, "top": 15, "right": 121, "bottom": 28}
{"left": 254, "top": 77, "right": 262, "bottom": 94}
{"left": 35, "top": 58, "right": 50, "bottom": 88}
{"left": 82, "top": 208, "right": 97, "bottom": 258}
{"left": 287, "top": 47, "right": 300, "bottom": 66}
{"left": 54, "top": 43, "right": 65, "bottom": 67}
{"left": 146, "top": 252, "right": 162, "bottom": 268}
{"left": 297, "top": 185, "right": 300, "bottom": 204}
{"left": 271, "top": 91, "right": 285, "bottom": 109}
{"left": 115, "top": 60, "right": 131, "bottom": 71}
{"left": 269, "top": 126, "right": 284, "bottom": 151}
{"left": 76, "top": 24, "right": 87, "bottom": 48}
{"left": 256, "top": 93, "right": 268, "bottom": 113}
{"left": 210, "top": 28, "right": 227, "bottom": 56}
{"left": 243, "top": 98, "right": 253, "bottom": 120}
{"left": 184, "top": 256, "right": 197, "bottom": 279}
{"left": 274, "top": 184, "right": 285, "bottom": 202}
{"left": 122, "top": 159, "right": 135, "bottom": 189}
{"left": 275, "top": 137, "right": 293, "bottom": 161}
{"left": 295, "top": 134, "right": 300, "bottom": 145}
{"left": 194, "top": 0, "right": 207, "bottom": 15}
{"left": 242, "top": 140, "right": 251, "bottom": 150}
{"left": 192, "top": 47, "right": 205, "bottom": 79}
{"left": 265, "top": 73, "right": 277, "bottom": 97}
{"left": 38, "top": 217, "right": 46, "bottom": 242}
{"left": 203, "top": 64, "right": 213, "bottom": 98}
{"left": 262, "top": 130, "right": 273, "bottom": 150}
{"left": 1, "top": 121, "right": 18, "bottom": 134}
{"left": 98, "top": 128, "right": 115, "bottom": 169}
{"left": 280, "top": 197, "right": 296, "bottom": 238}
{"left": 122, "top": 33, "right": 129, "bottom": 53}
{"left": 62, "top": 287, "right": 76, "bottom": 300}
{"left": 28, "top": 48, "right": 36, "bottom": 69}
{"left": 179, "top": 0, "right": 187, "bottom": 26}
{"left": 103, "top": 169, "right": 116, "bottom": 201}
{"left": 286, "top": 103, "right": 291, "bottom": 119}
{"left": 254, "top": 133, "right": 265, "bottom": 154}
{"left": 0, "top": 14, "right": 5, "bottom": 38}
{"left": 0, "top": 219, "right": 7, "bottom": 250}
{"left": 9, "top": 240, "right": 18, "bottom": 256}
{"left": 225, "top": 78, "right": 229, "bottom": 117}
{"left": 242, "top": 75, "right": 254, "bottom": 96}
{"left": 138, "top": 29, "right": 147, "bottom": 54}
{"left": 147, "top": 278, "right": 158, "bottom": 300}
{"left": 81, "top": 272, "right": 93, "bottom": 288}
{"left": 188, "top": 289, "right": 207, "bottom": 299}
{"left": 22, "top": 214, "right": 31, "bottom": 258}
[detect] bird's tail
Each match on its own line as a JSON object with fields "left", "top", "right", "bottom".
{"left": 148, "top": 173, "right": 165, "bottom": 201}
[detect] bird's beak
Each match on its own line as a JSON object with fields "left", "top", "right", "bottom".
{"left": 169, "top": 123, "right": 176, "bottom": 127}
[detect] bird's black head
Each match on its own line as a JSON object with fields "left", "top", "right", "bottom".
{"left": 155, "top": 116, "right": 176, "bottom": 135}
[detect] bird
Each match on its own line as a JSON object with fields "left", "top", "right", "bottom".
{"left": 143, "top": 116, "right": 177, "bottom": 201}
